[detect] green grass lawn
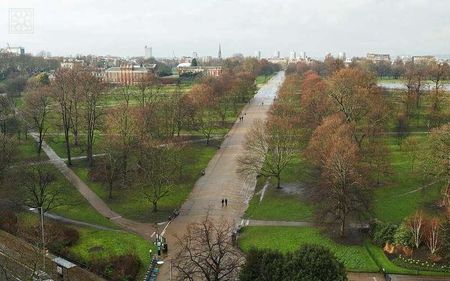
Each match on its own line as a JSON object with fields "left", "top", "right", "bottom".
{"left": 373, "top": 136, "right": 443, "bottom": 223}
{"left": 18, "top": 212, "right": 152, "bottom": 280}
{"left": 256, "top": 74, "right": 275, "bottom": 85}
{"left": 245, "top": 186, "right": 313, "bottom": 221}
{"left": 69, "top": 227, "right": 154, "bottom": 265}
{"left": 245, "top": 156, "right": 314, "bottom": 221}
{"left": 239, "top": 226, "right": 379, "bottom": 272}
{"left": 46, "top": 133, "right": 104, "bottom": 159}
{"left": 70, "top": 142, "right": 218, "bottom": 223}
{"left": 47, "top": 167, "right": 117, "bottom": 228}
{"left": 15, "top": 136, "right": 48, "bottom": 162}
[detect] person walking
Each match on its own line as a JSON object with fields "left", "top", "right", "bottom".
{"left": 225, "top": 198, "right": 228, "bottom": 206}
{"left": 221, "top": 199, "right": 224, "bottom": 207}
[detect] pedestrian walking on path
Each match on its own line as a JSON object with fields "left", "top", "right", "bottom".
{"left": 221, "top": 199, "right": 224, "bottom": 207}
{"left": 225, "top": 198, "right": 228, "bottom": 206}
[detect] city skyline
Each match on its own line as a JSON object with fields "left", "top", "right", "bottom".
{"left": 2, "top": 0, "right": 450, "bottom": 58}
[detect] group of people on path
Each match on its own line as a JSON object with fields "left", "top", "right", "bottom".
{"left": 221, "top": 198, "right": 228, "bottom": 207}
{"left": 239, "top": 112, "right": 246, "bottom": 122}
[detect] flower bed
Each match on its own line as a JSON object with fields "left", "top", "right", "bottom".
{"left": 393, "top": 255, "right": 450, "bottom": 273}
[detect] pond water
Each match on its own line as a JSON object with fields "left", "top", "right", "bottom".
{"left": 378, "top": 82, "right": 450, "bottom": 91}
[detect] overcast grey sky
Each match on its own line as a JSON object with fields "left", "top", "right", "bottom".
{"left": 1, "top": 0, "right": 449, "bottom": 58}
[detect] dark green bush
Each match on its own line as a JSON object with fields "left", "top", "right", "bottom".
{"left": 371, "top": 221, "right": 398, "bottom": 246}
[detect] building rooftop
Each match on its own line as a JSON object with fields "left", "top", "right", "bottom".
{"left": 52, "top": 257, "right": 76, "bottom": 269}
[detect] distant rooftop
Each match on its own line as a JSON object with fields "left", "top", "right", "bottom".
{"left": 52, "top": 257, "right": 76, "bottom": 269}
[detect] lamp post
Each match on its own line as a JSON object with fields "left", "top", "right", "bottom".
{"left": 30, "top": 207, "right": 45, "bottom": 271}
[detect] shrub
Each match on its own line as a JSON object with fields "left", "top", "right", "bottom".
{"left": 394, "top": 220, "right": 413, "bottom": 247}
{"left": 240, "top": 245, "right": 347, "bottom": 281}
{"left": 240, "top": 248, "right": 285, "bottom": 281}
{"left": 442, "top": 221, "right": 450, "bottom": 262}
{"left": 371, "top": 221, "right": 398, "bottom": 246}
{"left": 286, "top": 244, "right": 347, "bottom": 281}
{"left": 46, "top": 224, "right": 80, "bottom": 255}
{"left": 0, "top": 210, "right": 18, "bottom": 234}
{"left": 90, "top": 254, "right": 141, "bottom": 281}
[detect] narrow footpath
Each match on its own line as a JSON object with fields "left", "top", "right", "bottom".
{"left": 30, "top": 133, "right": 156, "bottom": 238}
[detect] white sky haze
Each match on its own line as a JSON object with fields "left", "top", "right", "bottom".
{"left": 1, "top": 0, "right": 449, "bottom": 58}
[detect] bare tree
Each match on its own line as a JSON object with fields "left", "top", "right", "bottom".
{"left": 52, "top": 69, "right": 76, "bottom": 165}
{"left": 79, "top": 71, "right": 105, "bottom": 166}
{"left": 238, "top": 118, "right": 298, "bottom": 189}
{"left": 409, "top": 210, "right": 424, "bottom": 249}
{"left": 94, "top": 136, "right": 122, "bottom": 199}
{"left": 0, "top": 134, "right": 16, "bottom": 181}
{"left": 106, "top": 84, "right": 138, "bottom": 188}
{"left": 138, "top": 141, "right": 180, "bottom": 212}
{"left": 173, "top": 216, "right": 244, "bottom": 281}
{"left": 22, "top": 85, "right": 51, "bottom": 156}
{"left": 404, "top": 62, "right": 428, "bottom": 108}
{"left": 0, "top": 96, "right": 12, "bottom": 134}
{"left": 402, "top": 136, "right": 420, "bottom": 172}
{"left": 425, "top": 217, "right": 442, "bottom": 255}
{"left": 429, "top": 61, "right": 449, "bottom": 96}
{"left": 21, "top": 164, "right": 63, "bottom": 214}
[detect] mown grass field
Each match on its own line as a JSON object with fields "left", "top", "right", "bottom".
{"left": 69, "top": 227, "right": 155, "bottom": 279}
{"left": 18, "top": 212, "right": 152, "bottom": 280}
{"left": 239, "top": 226, "right": 379, "bottom": 272}
{"left": 70, "top": 141, "right": 218, "bottom": 223}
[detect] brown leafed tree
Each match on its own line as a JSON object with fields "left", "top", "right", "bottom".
{"left": 308, "top": 114, "right": 369, "bottom": 237}
{"left": 190, "top": 84, "right": 220, "bottom": 145}
{"left": 238, "top": 118, "right": 299, "bottom": 189}
{"left": 300, "top": 71, "right": 332, "bottom": 131}
{"left": 327, "top": 68, "right": 380, "bottom": 147}
{"left": 173, "top": 216, "right": 244, "bottom": 281}
{"left": 422, "top": 124, "right": 450, "bottom": 209}
{"left": 22, "top": 85, "right": 52, "bottom": 156}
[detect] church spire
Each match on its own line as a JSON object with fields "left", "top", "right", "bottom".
{"left": 218, "top": 43, "right": 222, "bottom": 60}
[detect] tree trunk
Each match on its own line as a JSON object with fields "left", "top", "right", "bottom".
{"left": 276, "top": 175, "right": 281, "bottom": 189}
{"left": 340, "top": 216, "right": 346, "bottom": 237}
{"left": 65, "top": 130, "right": 72, "bottom": 166}
{"left": 108, "top": 183, "right": 113, "bottom": 199}
{"left": 152, "top": 201, "right": 158, "bottom": 212}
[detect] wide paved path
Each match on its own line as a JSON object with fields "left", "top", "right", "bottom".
{"left": 157, "top": 72, "right": 285, "bottom": 279}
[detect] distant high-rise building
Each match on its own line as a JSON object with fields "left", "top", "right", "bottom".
{"left": 289, "top": 51, "right": 297, "bottom": 60}
{"left": 338, "top": 52, "right": 346, "bottom": 60}
{"left": 218, "top": 44, "right": 222, "bottom": 60}
{"left": 254, "top": 50, "right": 261, "bottom": 60}
{"left": 0, "top": 45, "right": 25, "bottom": 56}
{"left": 193, "top": 52, "right": 198, "bottom": 59}
{"left": 299, "top": 52, "right": 306, "bottom": 59}
{"left": 274, "top": 50, "right": 280, "bottom": 58}
{"left": 144, "top": 45, "right": 153, "bottom": 59}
